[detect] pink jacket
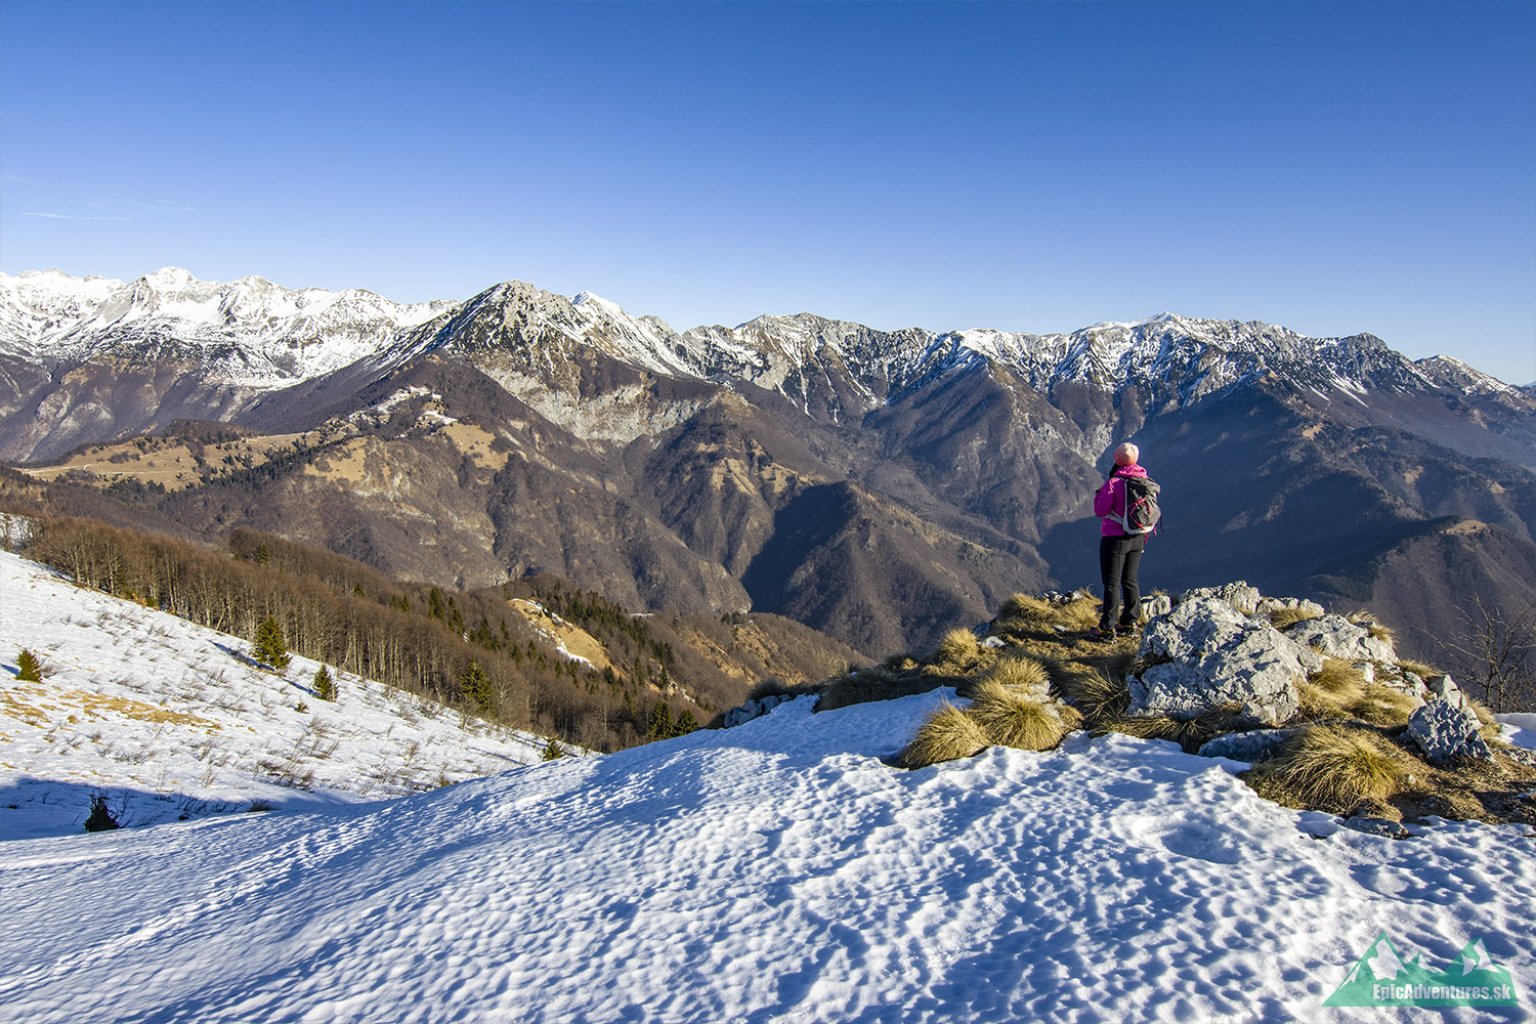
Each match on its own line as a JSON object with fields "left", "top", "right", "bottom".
{"left": 1094, "top": 463, "right": 1149, "bottom": 537}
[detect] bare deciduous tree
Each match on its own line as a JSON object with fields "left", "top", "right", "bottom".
{"left": 1433, "top": 594, "right": 1536, "bottom": 713}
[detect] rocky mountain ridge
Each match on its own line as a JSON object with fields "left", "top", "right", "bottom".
{"left": 6, "top": 268, "right": 1526, "bottom": 441}
{"left": 4, "top": 268, "right": 1534, "bottom": 678}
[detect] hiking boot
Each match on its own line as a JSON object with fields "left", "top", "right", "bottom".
{"left": 1115, "top": 623, "right": 1139, "bottom": 637}
{"left": 1089, "top": 626, "right": 1116, "bottom": 641}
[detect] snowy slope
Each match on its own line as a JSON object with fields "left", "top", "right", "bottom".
{"left": 0, "top": 551, "right": 552, "bottom": 840}
{"left": 2, "top": 685, "right": 1533, "bottom": 1022}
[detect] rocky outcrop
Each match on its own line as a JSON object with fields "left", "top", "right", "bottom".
{"left": 1406, "top": 675, "right": 1494, "bottom": 765}
{"left": 1128, "top": 597, "right": 1321, "bottom": 726}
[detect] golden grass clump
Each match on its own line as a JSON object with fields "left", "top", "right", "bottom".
{"left": 1246, "top": 726, "right": 1416, "bottom": 812}
{"left": 1347, "top": 684, "right": 1420, "bottom": 728}
{"left": 1269, "top": 605, "right": 1323, "bottom": 630}
{"left": 898, "top": 701, "right": 991, "bottom": 768}
{"left": 1397, "top": 658, "right": 1441, "bottom": 679}
{"left": 1297, "top": 659, "right": 1369, "bottom": 720}
{"left": 997, "top": 593, "right": 1055, "bottom": 627}
{"left": 1347, "top": 610, "right": 1395, "bottom": 643}
{"left": 981, "top": 655, "right": 1051, "bottom": 694}
{"left": 932, "top": 627, "right": 982, "bottom": 668}
{"left": 995, "top": 592, "right": 1100, "bottom": 633}
{"left": 968, "top": 680, "right": 1080, "bottom": 751}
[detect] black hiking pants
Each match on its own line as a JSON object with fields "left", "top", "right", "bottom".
{"left": 1098, "top": 534, "right": 1146, "bottom": 630}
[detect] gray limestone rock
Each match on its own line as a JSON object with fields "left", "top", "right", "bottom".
{"left": 1282, "top": 614, "right": 1396, "bottom": 664}
{"left": 1174, "top": 582, "right": 1263, "bottom": 617}
{"left": 1196, "top": 727, "right": 1302, "bottom": 763}
{"left": 721, "top": 694, "right": 794, "bottom": 728}
{"left": 1406, "top": 680, "right": 1493, "bottom": 766}
{"left": 1255, "top": 596, "right": 1326, "bottom": 619}
{"left": 1129, "top": 597, "right": 1316, "bottom": 726}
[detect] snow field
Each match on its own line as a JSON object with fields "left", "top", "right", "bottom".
{"left": 2, "top": 688, "right": 1532, "bottom": 1023}
{"left": 0, "top": 551, "right": 549, "bottom": 839}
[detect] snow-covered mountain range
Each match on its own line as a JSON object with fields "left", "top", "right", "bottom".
{"left": 3, "top": 267, "right": 1521, "bottom": 407}
{"left": 1, "top": 267, "right": 452, "bottom": 388}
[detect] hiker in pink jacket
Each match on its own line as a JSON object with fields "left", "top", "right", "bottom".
{"left": 1092, "top": 442, "right": 1150, "bottom": 638}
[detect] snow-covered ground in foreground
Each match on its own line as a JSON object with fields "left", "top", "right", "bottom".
{"left": 0, "top": 551, "right": 549, "bottom": 839}
{"left": 2, "top": 687, "right": 1533, "bottom": 1023}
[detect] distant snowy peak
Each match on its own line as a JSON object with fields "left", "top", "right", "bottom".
{"left": 0, "top": 268, "right": 453, "bottom": 387}
{"left": 1413, "top": 354, "right": 1523, "bottom": 398}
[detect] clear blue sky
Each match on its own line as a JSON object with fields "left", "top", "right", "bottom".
{"left": 2, "top": 0, "right": 1533, "bottom": 383}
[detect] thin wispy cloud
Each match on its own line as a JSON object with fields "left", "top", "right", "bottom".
{"left": 22, "top": 210, "right": 130, "bottom": 222}
{"left": 15, "top": 194, "right": 196, "bottom": 223}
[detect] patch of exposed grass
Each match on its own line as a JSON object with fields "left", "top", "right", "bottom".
{"left": 897, "top": 701, "right": 991, "bottom": 768}
{"left": 1297, "top": 660, "right": 1369, "bottom": 721}
{"left": 1347, "top": 684, "right": 1419, "bottom": 728}
{"left": 968, "top": 680, "right": 1080, "bottom": 751}
{"left": 1050, "top": 663, "right": 1129, "bottom": 724}
{"left": 1397, "top": 658, "right": 1441, "bottom": 679}
{"left": 1347, "top": 610, "right": 1395, "bottom": 644}
{"left": 993, "top": 592, "right": 1101, "bottom": 635}
{"left": 980, "top": 655, "right": 1050, "bottom": 694}
{"left": 1244, "top": 726, "right": 1416, "bottom": 813}
{"left": 930, "top": 627, "right": 987, "bottom": 673}
{"left": 1270, "top": 606, "right": 1323, "bottom": 630}
{"left": 747, "top": 677, "right": 823, "bottom": 702}
{"left": 819, "top": 667, "right": 945, "bottom": 712}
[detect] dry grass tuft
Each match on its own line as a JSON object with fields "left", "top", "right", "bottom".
{"left": 1397, "top": 658, "right": 1441, "bottom": 679}
{"left": 1347, "top": 684, "right": 1419, "bottom": 728}
{"left": 1270, "top": 606, "right": 1323, "bottom": 630}
{"left": 995, "top": 592, "right": 1101, "bottom": 634}
{"left": 981, "top": 655, "right": 1050, "bottom": 694}
{"left": 1297, "top": 660, "right": 1369, "bottom": 720}
{"left": 931, "top": 628, "right": 983, "bottom": 669}
{"left": 1347, "top": 610, "right": 1395, "bottom": 643}
{"left": 968, "top": 680, "right": 1078, "bottom": 751}
{"left": 898, "top": 701, "right": 991, "bottom": 768}
{"left": 1311, "top": 658, "right": 1368, "bottom": 695}
{"left": 1245, "top": 726, "right": 1416, "bottom": 812}
{"left": 1051, "top": 664, "right": 1130, "bottom": 723}
{"left": 997, "top": 593, "right": 1055, "bottom": 627}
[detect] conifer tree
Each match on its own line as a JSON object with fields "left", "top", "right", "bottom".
{"left": 16, "top": 649, "right": 43, "bottom": 683}
{"left": 674, "top": 709, "right": 698, "bottom": 735}
{"left": 646, "top": 702, "right": 673, "bottom": 740}
{"left": 542, "top": 737, "right": 565, "bottom": 761}
{"left": 252, "top": 616, "right": 290, "bottom": 670}
{"left": 461, "top": 660, "right": 494, "bottom": 714}
{"left": 312, "top": 664, "right": 337, "bottom": 701}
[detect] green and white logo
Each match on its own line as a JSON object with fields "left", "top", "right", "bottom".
{"left": 1326, "top": 932, "right": 1520, "bottom": 1008}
